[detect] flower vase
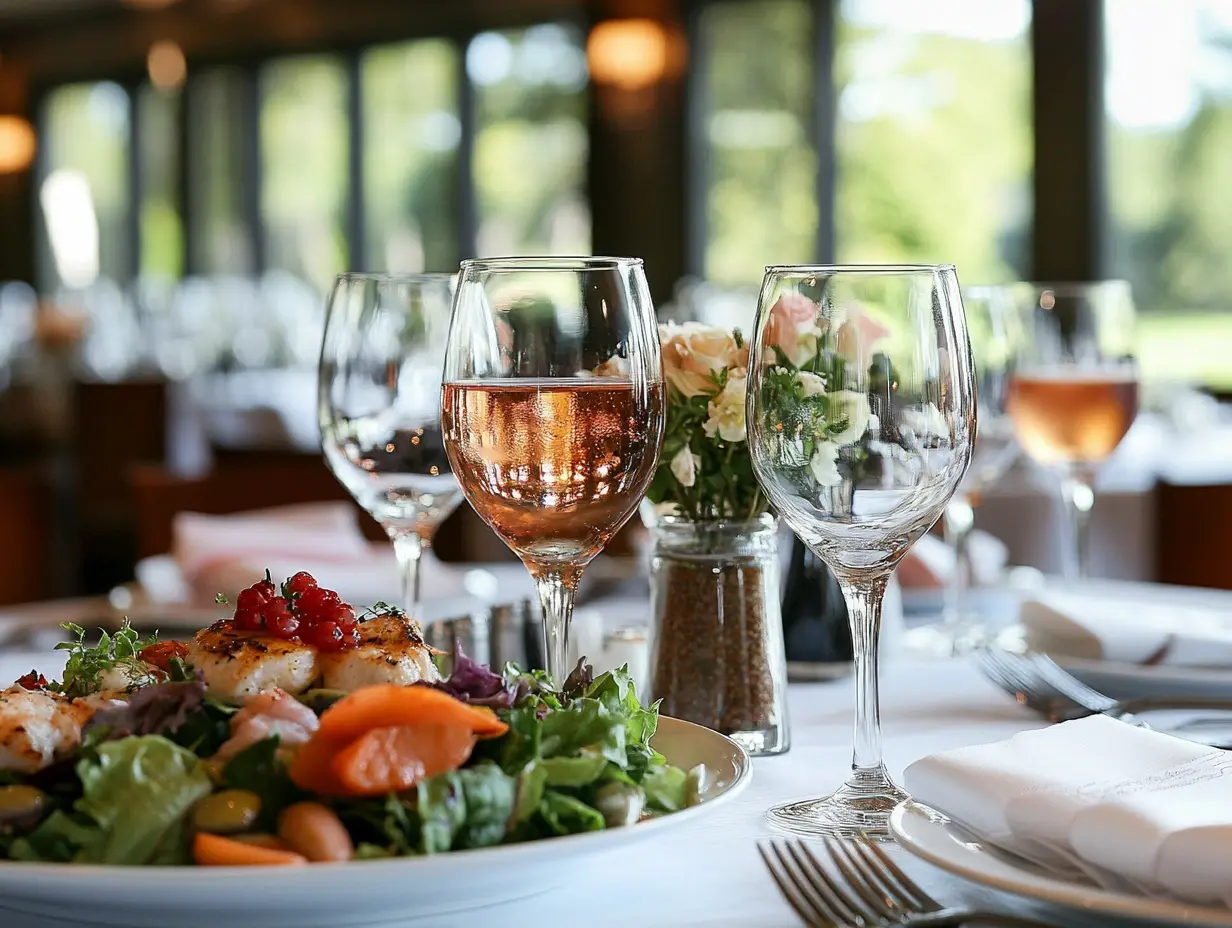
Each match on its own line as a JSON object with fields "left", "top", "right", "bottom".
{"left": 647, "top": 513, "right": 790, "bottom": 756}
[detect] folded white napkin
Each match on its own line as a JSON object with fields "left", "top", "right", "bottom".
{"left": 905, "top": 715, "right": 1232, "bottom": 906}
{"left": 1021, "top": 590, "right": 1232, "bottom": 666}
{"left": 167, "top": 502, "right": 463, "bottom": 608}
{"left": 895, "top": 531, "right": 1008, "bottom": 590}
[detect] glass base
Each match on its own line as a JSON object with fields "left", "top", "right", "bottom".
{"left": 902, "top": 617, "right": 988, "bottom": 658}
{"left": 766, "top": 766, "right": 909, "bottom": 839}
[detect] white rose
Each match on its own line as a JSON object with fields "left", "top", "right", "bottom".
{"left": 702, "top": 369, "right": 748, "bottom": 443}
{"left": 670, "top": 445, "right": 700, "bottom": 488}
{"left": 828, "top": 390, "right": 871, "bottom": 445}
{"left": 901, "top": 403, "right": 948, "bottom": 438}
{"left": 796, "top": 370, "right": 826, "bottom": 397}
{"left": 809, "top": 441, "right": 842, "bottom": 486}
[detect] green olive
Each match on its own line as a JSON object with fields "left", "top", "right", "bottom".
{"left": 191, "top": 789, "right": 262, "bottom": 835}
{"left": 0, "top": 785, "right": 47, "bottom": 830}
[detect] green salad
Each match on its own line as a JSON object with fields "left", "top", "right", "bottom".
{"left": 0, "top": 623, "right": 698, "bottom": 866}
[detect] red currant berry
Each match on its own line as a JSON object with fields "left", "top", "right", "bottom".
{"left": 285, "top": 571, "right": 318, "bottom": 598}
{"left": 306, "top": 620, "right": 344, "bottom": 651}
{"left": 296, "top": 586, "right": 340, "bottom": 619}
{"left": 268, "top": 611, "right": 300, "bottom": 640}
{"left": 234, "top": 608, "right": 261, "bottom": 632}
{"left": 254, "top": 578, "right": 277, "bottom": 600}
{"left": 260, "top": 598, "right": 292, "bottom": 629}
{"left": 345, "top": 626, "right": 362, "bottom": 649}
{"left": 235, "top": 587, "right": 267, "bottom": 614}
{"left": 333, "top": 602, "right": 357, "bottom": 628}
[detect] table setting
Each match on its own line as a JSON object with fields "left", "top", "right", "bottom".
{"left": 4, "top": 258, "right": 1232, "bottom": 928}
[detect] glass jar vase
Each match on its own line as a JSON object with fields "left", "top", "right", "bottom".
{"left": 647, "top": 513, "right": 790, "bottom": 756}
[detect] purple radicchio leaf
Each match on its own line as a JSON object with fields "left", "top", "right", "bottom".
{"left": 423, "top": 639, "right": 525, "bottom": 709}
{"left": 84, "top": 673, "right": 207, "bottom": 741}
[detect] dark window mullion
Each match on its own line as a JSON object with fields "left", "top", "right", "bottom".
{"left": 457, "top": 38, "right": 477, "bottom": 262}
{"left": 345, "top": 50, "right": 365, "bottom": 271}
{"left": 179, "top": 78, "right": 197, "bottom": 275}
{"left": 684, "top": 2, "right": 710, "bottom": 278}
{"left": 242, "top": 65, "right": 265, "bottom": 274}
{"left": 814, "top": 0, "right": 837, "bottom": 264}
{"left": 125, "top": 80, "right": 142, "bottom": 285}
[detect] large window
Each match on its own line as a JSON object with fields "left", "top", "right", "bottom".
{"left": 693, "top": 0, "right": 1031, "bottom": 289}
{"left": 260, "top": 56, "right": 350, "bottom": 293}
{"left": 38, "top": 82, "right": 131, "bottom": 290}
{"left": 1106, "top": 0, "right": 1232, "bottom": 387}
{"left": 699, "top": 1, "right": 817, "bottom": 286}
{"left": 470, "top": 24, "right": 590, "bottom": 257}
{"left": 35, "top": 21, "right": 589, "bottom": 303}
{"left": 362, "top": 40, "right": 460, "bottom": 273}
{"left": 835, "top": 0, "right": 1032, "bottom": 282}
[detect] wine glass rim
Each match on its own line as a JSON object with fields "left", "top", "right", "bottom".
{"left": 334, "top": 271, "right": 456, "bottom": 283}
{"left": 460, "top": 255, "right": 644, "bottom": 272}
{"left": 763, "top": 263, "right": 956, "bottom": 274}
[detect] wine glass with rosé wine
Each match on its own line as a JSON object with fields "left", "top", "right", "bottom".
{"left": 441, "top": 257, "right": 666, "bottom": 685}
{"left": 1006, "top": 281, "right": 1138, "bottom": 580}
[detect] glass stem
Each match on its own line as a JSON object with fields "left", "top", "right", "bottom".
{"left": 532, "top": 566, "right": 582, "bottom": 685}
{"left": 392, "top": 532, "right": 425, "bottom": 621}
{"left": 942, "top": 495, "right": 975, "bottom": 630}
{"left": 1060, "top": 469, "right": 1096, "bottom": 581}
{"left": 840, "top": 574, "right": 888, "bottom": 775}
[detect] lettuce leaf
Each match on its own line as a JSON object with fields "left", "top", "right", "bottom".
{"left": 416, "top": 764, "right": 516, "bottom": 853}
{"left": 539, "top": 790, "right": 605, "bottom": 835}
{"left": 642, "top": 763, "right": 688, "bottom": 812}
{"left": 73, "top": 736, "right": 211, "bottom": 864}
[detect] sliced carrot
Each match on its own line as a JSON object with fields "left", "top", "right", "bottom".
{"left": 289, "top": 732, "right": 353, "bottom": 795}
{"left": 317, "top": 685, "right": 508, "bottom": 743}
{"left": 332, "top": 724, "right": 478, "bottom": 797}
{"left": 193, "top": 832, "right": 307, "bottom": 867}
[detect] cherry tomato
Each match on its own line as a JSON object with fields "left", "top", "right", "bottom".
{"left": 16, "top": 670, "right": 47, "bottom": 690}
{"left": 139, "top": 641, "right": 190, "bottom": 673}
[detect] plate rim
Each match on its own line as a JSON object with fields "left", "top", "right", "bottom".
{"left": 889, "top": 800, "right": 1232, "bottom": 927}
{"left": 0, "top": 714, "right": 752, "bottom": 885}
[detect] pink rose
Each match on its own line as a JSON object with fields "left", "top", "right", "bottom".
{"left": 766, "top": 292, "right": 821, "bottom": 367}
{"left": 659, "top": 322, "right": 742, "bottom": 397}
{"left": 835, "top": 304, "right": 890, "bottom": 370}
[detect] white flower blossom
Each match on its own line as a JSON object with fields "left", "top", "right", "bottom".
{"left": 670, "top": 445, "right": 701, "bottom": 487}
{"left": 702, "top": 369, "right": 748, "bottom": 443}
{"left": 796, "top": 370, "right": 826, "bottom": 397}
{"left": 809, "top": 441, "right": 842, "bottom": 486}
{"left": 828, "top": 390, "right": 871, "bottom": 445}
{"left": 901, "top": 403, "right": 949, "bottom": 438}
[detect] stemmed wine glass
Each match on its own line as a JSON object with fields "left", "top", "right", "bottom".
{"left": 441, "top": 257, "right": 665, "bottom": 684}
{"left": 319, "top": 273, "right": 463, "bottom": 619}
{"left": 905, "top": 285, "right": 1020, "bottom": 656}
{"left": 747, "top": 265, "right": 975, "bottom": 837}
{"left": 1006, "top": 282, "right": 1138, "bottom": 580}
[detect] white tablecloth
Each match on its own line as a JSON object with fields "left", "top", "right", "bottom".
{"left": 0, "top": 649, "right": 1166, "bottom": 928}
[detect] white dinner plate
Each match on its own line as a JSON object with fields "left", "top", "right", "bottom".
{"left": 0, "top": 716, "right": 751, "bottom": 928}
{"left": 890, "top": 801, "right": 1232, "bottom": 927}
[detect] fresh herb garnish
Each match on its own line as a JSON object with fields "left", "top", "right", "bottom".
{"left": 214, "top": 593, "right": 229, "bottom": 605}
{"left": 51, "top": 619, "right": 161, "bottom": 698}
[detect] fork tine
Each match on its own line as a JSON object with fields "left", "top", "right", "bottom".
{"left": 781, "top": 840, "right": 865, "bottom": 924}
{"left": 837, "top": 838, "right": 917, "bottom": 913}
{"left": 758, "top": 842, "right": 830, "bottom": 927}
{"left": 980, "top": 649, "right": 1059, "bottom": 712}
{"left": 856, "top": 835, "right": 938, "bottom": 912}
{"left": 1027, "top": 653, "right": 1114, "bottom": 710}
{"left": 820, "top": 837, "right": 898, "bottom": 921}
{"left": 974, "top": 649, "right": 1036, "bottom": 709}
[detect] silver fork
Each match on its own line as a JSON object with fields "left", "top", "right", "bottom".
{"left": 759, "top": 836, "right": 1054, "bottom": 927}
{"left": 976, "top": 648, "right": 1232, "bottom": 728}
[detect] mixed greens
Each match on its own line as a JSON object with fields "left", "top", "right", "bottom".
{"left": 0, "top": 627, "right": 698, "bottom": 866}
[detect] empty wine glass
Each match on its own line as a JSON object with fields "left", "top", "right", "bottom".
{"left": 905, "top": 284, "right": 1021, "bottom": 656}
{"left": 747, "top": 265, "right": 975, "bottom": 837}
{"left": 441, "top": 256, "right": 665, "bottom": 685}
{"left": 1006, "top": 281, "right": 1138, "bottom": 579}
{"left": 319, "top": 273, "right": 463, "bottom": 619}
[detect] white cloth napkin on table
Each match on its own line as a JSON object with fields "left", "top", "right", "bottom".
{"left": 904, "top": 714, "right": 1232, "bottom": 906}
{"left": 165, "top": 502, "right": 462, "bottom": 608}
{"left": 1020, "top": 590, "right": 1232, "bottom": 666}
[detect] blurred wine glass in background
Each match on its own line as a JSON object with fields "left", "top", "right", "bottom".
{"left": 1006, "top": 281, "right": 1139, "bottom": 580}
{"left": 905, "top": 285, "right": 1020, "bottom": 655}
{"left": 319, "top": 273, "right": 462, "bottom": 619}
